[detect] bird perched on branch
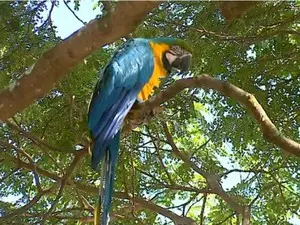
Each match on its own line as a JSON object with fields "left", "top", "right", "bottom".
{"left": 88, "top": 37, "right": 192, "bottom": 225}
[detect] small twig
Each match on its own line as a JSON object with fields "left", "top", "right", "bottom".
{"left": 184, "top": 195, "right": 203, "bottom": 216}
{"left": 41, "top": 183, "right": 65, "bottom": 224}
{"left": 150, "top": 191, "right": 164, "bottom": 201}
{"left": 215, "top": 212, "right": 235, "bottom": 225}
{"left": 146, "top": 126, "right": 174, "bottom": 184}
{"left": 63, "top": 0, "right": 86, "bottom": 25}
{"left": 190, "top": 138, "right": 211, "bottom": 158}
{"left": 130, "top": 130, "right": 170, "bottom": 145}
{"left": 39, "top": 1, "right": 55, "bottom": 31}
{"left": 71, "top": 182, "right": 94, "bottom": 210}
{"left": 137, "top": 167, "right": 209, "bottom": 193}
{"left": 0, "top": 168, "right": 20, "bottom": 183}
{"left": 18, "top": 148, "right": 42, "bottom": 192}
{"left": 221, "top": 168, "right": 265, "bottom": 178}
{"left": 130, "top": 135, "right": 136, "bottom": 215}
{"left": 136, "top": 168, "right": 166, "bottom": 186}
{"left": 166, "top": 193, "right": 198, "bottom": 211}
{"left": 200, "top": 193, "right": 207, "bottom": 225}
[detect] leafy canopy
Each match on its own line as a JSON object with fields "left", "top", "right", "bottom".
{"left": 0, "top": 1, "right": 299, "bottom": 225}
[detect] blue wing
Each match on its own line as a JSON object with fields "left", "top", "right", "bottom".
{"left": 88, "top": 38, "right": 154, "bottom": 168}
{"left": 88, "top": 38, "right": 154, "bottom": 225}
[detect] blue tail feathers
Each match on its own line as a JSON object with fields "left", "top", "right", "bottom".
{"left": 95, "top": 132, "right": 120, "bottom": 225}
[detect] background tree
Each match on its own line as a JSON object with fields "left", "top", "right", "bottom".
{"left": 0, "top": 1, "right": 299, "bottom": 225}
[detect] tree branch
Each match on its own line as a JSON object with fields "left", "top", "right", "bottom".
{"left": 125, "top": 75, "right": 300, "bottom": 157}
{"left": 40, "top": 148, "right": 87, "bottom": 222}
{"left": 215, "top": 212, "right": 235, "bottom": 225}
{"left": 200, "top": 193, "right": 207, "bottom": 225}
{"left": 38, "top": 1, "right": 56, "bottom": 33}
{"left": 0, "top": 140, "right": 42, "bottom": 192}
{"left": 0, "top": 186, "right": 56, "bottom": 222}
{"left": 63, "top": 0, "right": 86, "bottom": 25}
{"left": 5, "top": 120, "right": 73, "bottom": 153}
{"left": 191, "top": 26, "right": 300, "bottom": 43}
{"left": 162, "top": 121, "right": 247, "bottom": 215}
{"left": 137, "top": 167, "right": 211, "bottom": 194}
{"left": 0, "top": 168, "right": 20, "bottom": 183}
{"left": 0, "top": 1, "right": 160, "bottom": 120}
{"left": 146, "top": 126, "right": 174, "bottom": 184}
{"left": 1, "top": 150, "right": 197, "bottom": 225}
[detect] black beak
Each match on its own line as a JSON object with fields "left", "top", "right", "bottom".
{"left": 171, "top": 53, "right": 192, "bottom": 72}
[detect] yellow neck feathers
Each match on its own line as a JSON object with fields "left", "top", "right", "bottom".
{"left": 137, "top": 42, "right": 170, "bottom": 101}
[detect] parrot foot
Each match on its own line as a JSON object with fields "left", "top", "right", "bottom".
{"left": 127, "top": 106, "right": 163, "bottom": 126}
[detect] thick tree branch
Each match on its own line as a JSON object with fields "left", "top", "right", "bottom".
{"left": 125, "top": 75, "right": 300, "bottom": 157}
{"left": 218, "top": 1, "right": 258, "bottom": 21}
{"left": 0, "top": 1, "right": 160, "bottom": 120}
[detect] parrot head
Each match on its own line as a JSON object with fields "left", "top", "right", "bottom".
{"left": 151, "top": 37, "right": 192, "bottom": 73}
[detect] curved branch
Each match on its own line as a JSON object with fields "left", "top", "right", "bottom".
{"left": 126, "top": 74, "right": 300, "bottom": 157}
{"left": 0, "top": 1, "right": 160, "bottom": 120}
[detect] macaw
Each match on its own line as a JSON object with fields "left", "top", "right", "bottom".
{"left": 88, "top": 37, "right": 192, "bottom": 225}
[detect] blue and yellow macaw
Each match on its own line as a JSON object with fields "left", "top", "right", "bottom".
{"left": 88, "top": 37, "right": 192, "bottom": 225}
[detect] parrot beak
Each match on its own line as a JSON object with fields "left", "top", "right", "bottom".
{"left": 166, "top": 51, "right": 192, "bottom": 73}
{"left": 172, "top": 53, "right": 192, "bottom": 72}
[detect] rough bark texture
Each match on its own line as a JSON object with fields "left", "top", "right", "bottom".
{"left": 0, "top": 1, "right": 160, "bottom": 120}
{"left": 218, "top": 1, "right": 258, "bottom": 21}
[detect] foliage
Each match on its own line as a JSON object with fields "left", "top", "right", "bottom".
{"left": 0, "top": 1, "right": 299, "bottom": 225}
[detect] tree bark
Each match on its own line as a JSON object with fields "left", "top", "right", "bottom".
{"left": 0, "top": 1, "right": 160, "bottom": 120}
